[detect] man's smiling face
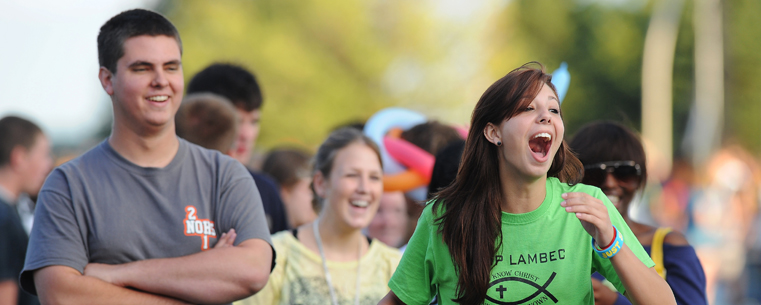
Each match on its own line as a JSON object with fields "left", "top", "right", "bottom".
{"left": 103, "top": 35, "right": 183, "bottom": 132}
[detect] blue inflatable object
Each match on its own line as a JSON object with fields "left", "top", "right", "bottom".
{"left": 363, "top": 108, "right": 427, "bottom": 174}
{"left": 551, "top": 62, "right": 570, "bottom": 104}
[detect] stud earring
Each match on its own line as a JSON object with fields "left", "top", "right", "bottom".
{"left": 496, "top": 141, "right": 502, "bottom": 146}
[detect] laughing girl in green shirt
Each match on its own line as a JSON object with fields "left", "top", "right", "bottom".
{"left": 379, "top": 62, "right": 676, "bottom": 305}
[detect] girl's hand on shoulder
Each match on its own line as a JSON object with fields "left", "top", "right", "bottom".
{"left": 561, "top": 192, "right": 615, "bottom": 247}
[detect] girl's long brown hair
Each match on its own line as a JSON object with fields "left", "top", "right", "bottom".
{"left": 433, "top": 62, "right": 583, "bottom": 304}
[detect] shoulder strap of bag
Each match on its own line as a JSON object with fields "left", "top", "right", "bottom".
{"left": 651, "top": 227, "right": 672, "bottom": 279}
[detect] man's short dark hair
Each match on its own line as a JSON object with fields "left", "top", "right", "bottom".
{"left": 187, "top": 63, "right": 263, "bottom": 111}
{"left": 97, "top": 9, "right": 182, "bottom": 73}
{"left": 176, "top": 93, "right": 239, "bottom": 153}
{"left": 0, "top": 116, "right": 43, "bottom": 167}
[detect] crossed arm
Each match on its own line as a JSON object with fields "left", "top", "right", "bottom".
{"left": 34, "top": 233, "right": 272, "bottom": 305}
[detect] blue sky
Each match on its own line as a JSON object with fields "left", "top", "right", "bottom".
{"left": 0, "top": 0, "right": 155, "bottom": 145}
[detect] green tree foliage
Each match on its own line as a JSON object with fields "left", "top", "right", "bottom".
{"left": 490, "top": 0, "right": 664, "bottom": 139}
{"left": 159, "top": 0, "right": 483, "bottom": 150}
{"left": 483, "top": 0, "right": 761, "bottom": 156}
{"left": 160, "top": 0, "right": 396, "bottom": 149}
{"left": 158, "top": 0, "right": 761, "bottom": 155}
{"left": 725, "top": 0, "right": 761, "bottom": 153}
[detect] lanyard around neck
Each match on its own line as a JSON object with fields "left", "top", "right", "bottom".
{"left": 313, "top": 220, "right": 362, "bottom": 305}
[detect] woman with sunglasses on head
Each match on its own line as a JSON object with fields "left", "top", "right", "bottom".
{"left": 379, "top": 63, "right": 675, "bottom": 305}
{"left": 237, "top": 128, "right": 402, "bottom": 305}
{"left": 570, "top": 121, "right": 707, "bottom": 305}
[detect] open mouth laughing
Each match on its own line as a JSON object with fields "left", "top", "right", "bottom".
{"left": 528, "top": 132, "right": 552, "bottom": 160}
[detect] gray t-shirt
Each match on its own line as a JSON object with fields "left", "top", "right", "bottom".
{"left": 20, "top": 138, "right": 272, "bottom": 298}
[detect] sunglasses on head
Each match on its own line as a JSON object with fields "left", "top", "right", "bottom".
{"left": 582, "top": 161, "right": 641, "bottom": 186}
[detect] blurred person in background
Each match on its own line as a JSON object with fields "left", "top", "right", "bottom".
{"left": 368, "top": 191, "right": 411, "bottom": 249}
{"left": 262, "top": 148, "right": 318, "bottom": 228}
{"left": 0, "top": 116, "right": 52, "bottom": 305}
{"left": 745, "top": 209, "right": 761, "bottom": 303}
{"left": 20, "top": 9, "right": 273, "bottom": 304}
{"left": 649, "top": 158, "right": 696, "bottom": 233}
{"left": 689, "top": 146, "right": 760, "bottom": 304}
{"left": 188, "top": 63, "right": 289, "bottom": 233}
{"left": 380, "top": 63, "right": 674, "bottom": 305}
{"left": 237, "top": 128, "right": 401, "bottom": 305}
{"left": 187, "top": 64, "right": 262, "bottom": 166}
{"left": 367, "top": 121, "right": 462, "bottom": 250}
{"left": 570, "top": 121, "right": 707, "bottom": 305}
{"left": 175, "top": 93, "right": 239, "bottom": 154}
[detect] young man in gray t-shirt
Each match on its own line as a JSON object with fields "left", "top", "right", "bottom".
{"left": 20, "top": 9, "right": 273, "bottom": 305}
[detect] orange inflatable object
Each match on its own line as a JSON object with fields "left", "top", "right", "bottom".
{"left": 383, "top": 170, "right": 429, "bottom": 192}
{"left": 386, "top": 127, "right": 404, "bottom": 139}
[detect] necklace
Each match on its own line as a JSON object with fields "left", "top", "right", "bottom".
{"left": 313, "top": 220, "right": 362, "bottom": 305}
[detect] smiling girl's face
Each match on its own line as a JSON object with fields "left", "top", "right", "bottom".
{"left": 314, "top": 142, "right": 383, "bottom": 230}
{"left": 492, "top": 84, "right": 563, "bottom": 180}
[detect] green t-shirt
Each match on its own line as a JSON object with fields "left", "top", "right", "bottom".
{"left": 389, "top": 177, "right": 654, "bottom": 305}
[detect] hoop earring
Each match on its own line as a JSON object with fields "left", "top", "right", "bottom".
{"left": 496, "top": 141, "right": 502, "bottom": 146}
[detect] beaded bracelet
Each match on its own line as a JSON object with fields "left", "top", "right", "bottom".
{"left": 592, "top": 225, "right": 623, "bottom": 259}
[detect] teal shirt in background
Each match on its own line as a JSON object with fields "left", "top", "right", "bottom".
{"left": 389, "top": 177, "right": 654, "bottom": 305}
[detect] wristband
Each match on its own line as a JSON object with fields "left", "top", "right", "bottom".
{"left": 592, "top": 225, "right": 623, "bottom": 259}
{"left": 597, "top": 226, "right": 617, "bottom": 249}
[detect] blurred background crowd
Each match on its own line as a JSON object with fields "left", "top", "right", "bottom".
{"left": 1, "top": 0, "right": 760, "bottom": 304}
